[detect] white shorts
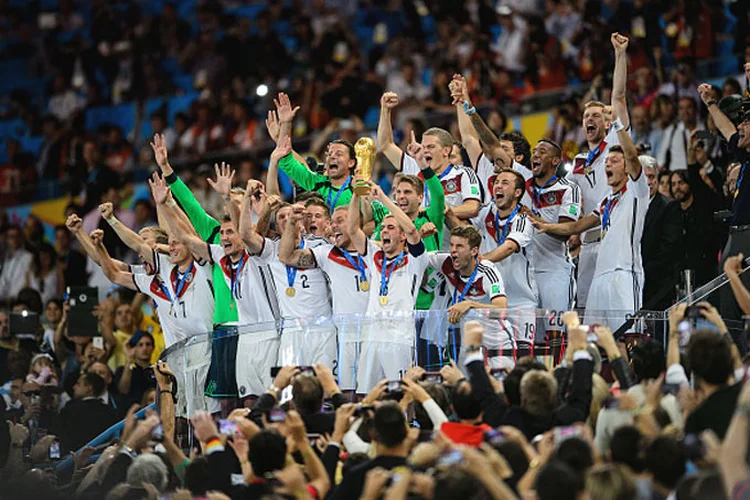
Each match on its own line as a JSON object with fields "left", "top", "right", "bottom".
{"left": 535, "top": 270, "right": 575, "bottom": 335}
{"left": 236, "top": 335, "right": 280, "bottom": 398}
{"left": 577, "top": 241, "right": 599, "bottom": 306}
{"left": 278, "top": 325, "right": 337, "bottom": 369}
{"left": 585, "top": 270, "right": 643, "bottom": 332}
{"left": 356, "top": 341, "right": 413, "bottom": 394}
{"left": 505, "top": 306, "right": 538, "bottom": 345}
{"left": 163, "top": 338, "right": 220, "bottom": 418}
{"left": 487, "top": 355, "right": 516, "bottom": 371}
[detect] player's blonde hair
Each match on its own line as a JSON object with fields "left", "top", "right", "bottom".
{"left": 423, "top": 127, "right": 454, "bottom": 149}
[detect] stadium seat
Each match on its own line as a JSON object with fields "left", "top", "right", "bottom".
{"left": 19, "top": 136, "right": 44, "bottom": 157}
{"left": 167, "top": 92, "right": 199, "bottom": 125}
{"left": 85, "top": 103, "right": 137, "bottom": 136}
{"left": 141, "top": 98, "right": 168, "bottom": 140}
{"left": 363, "top": 106, "right": 379, "bottom": 129}
{"left": 173, "top": 75, "right": 195, "bottom": 93}
{"left": 0, "top": 119, "right": 27, "bottom": 140}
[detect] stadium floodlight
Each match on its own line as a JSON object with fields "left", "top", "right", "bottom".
{"left": 256, "top": 84, "right": 269, "bottom": 97}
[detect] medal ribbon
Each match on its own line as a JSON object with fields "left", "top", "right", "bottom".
{"left": 531, "top": 175, "right": 557, "bottom": 215}
{"left": 340, "top": 248, "right": 368, "bottom": 284}
{"left": 452, "top": 260, "right": 480, "bottom": 305}
{"left": 494, "top": 205, "right": 521, "bottom": 246}
{"left": 230, "top": 254, "right": 245, "bottom": 298}
{"left": 285, "top": 239, "right": 305, "bottom": 289}
{"left": 379, "top": 251, "right": 405, "bottom": 297}
{"left": 327, "top": 176, "right": 351, "bottom": 209}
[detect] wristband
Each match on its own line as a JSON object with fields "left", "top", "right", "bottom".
{"left": 610, "top": 118, "right": 625, "bottom": 132}
{"left": 205, "top": 437, "right": 223, "bottom": 454}
{"left": 462, "top": 101, "right": 476, "bottom": 115}
{"left": 706, "top": 100, "right": 718, "bottom": 108}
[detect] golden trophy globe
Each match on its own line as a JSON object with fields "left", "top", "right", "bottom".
{"left": 353, "top": 137, "right": 376, "bottom": 195}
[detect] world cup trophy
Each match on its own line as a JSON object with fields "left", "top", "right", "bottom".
{"left": 354, "top": 137, "right": 377, "bottom": 195}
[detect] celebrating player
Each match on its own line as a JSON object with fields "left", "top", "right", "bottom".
{"left": 527, "top": 138, "right": 581, "bottom": 362}
{"left": 348, "top": 180, "right": 428, "bottom": 392}
{"left": 426, "top": 226, "right": 512, "bottom": 368}
{"left": 378, "top": 91, "right": 481, "bottom": 249}
{"left": 533, "top": 106, "right": 646, "bottom": 331}
{"left": 567, "top": 33, "right": 631, "bottom": 306}
{"left": 278, "top": 203, "right": 369, "bottom": 393}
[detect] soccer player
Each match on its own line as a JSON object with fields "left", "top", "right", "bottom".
{"left": 527, "top": 138, "right": 581, "bottom": 360}
{"left": 448, "top": 168, "right": 539, "bottom": 352}
{"left": 238, "top": 171, "right": 335, "bottom": 370}
{"left": 272, "top": 93, "right": 355, "bottom": 210}
{"left": 567, "top": 33, "right": 630, "bottom": 306}
{"left": 426, "top": 226, "right": 512, "bottom": 368}
{"left": 533, "top": 107, "right": 646, "bottom": 331}
{"left": 348, "top": 179, "right": 428, "bottom": 393}
{"left": 93, "top": 201, "right": 218, "bottom": 417}
{"left": 378, "top": 91, "right": 482, "bottom": 249}
{"left": 160, "top": 175, "right": 280, "bottom": 403}
{"left": 278, "top": 204, "right": 369, "bottom": 392}
{"left": 303, "top": 197, "right": 332, "bottom": 239}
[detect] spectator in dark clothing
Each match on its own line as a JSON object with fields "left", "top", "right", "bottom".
{"left": 463, "top": 321, "right": 593, "bottom": 440}
{"left": 53, "top": 372, "right": 118, "bottom": 453}
{"left": 331, "top": 403, "right": 410, "bottom": 499}
{"left": 251, "top": 364, "right": 348, "bottom": 434}
{"left": 641, "top": 158, "right": 682, "bottom": 309}
{"left": 684, "top": 330, "right": 741, "bottom": 439}
{"left": 440, "top": 380, "right": 492, "bottom": 447}
{"left": 114, "top": 331, "right": 156, "bottom": 409}
{"left": 53, "top": 224, "right": 88, "bottom": 287}
{"left": 69, "top": 139, "right": 120, "bottom": 213}
{"left": 645, "top": 436, "right": 686, "bottom": 499}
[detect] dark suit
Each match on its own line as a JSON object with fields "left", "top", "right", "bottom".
{"left": 641, "top": 193, "right": 681, "bottom": 309}
{"left": 250, "top": 392, "right": 349, "bottom": 435}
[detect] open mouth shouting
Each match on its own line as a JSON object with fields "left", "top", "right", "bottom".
{"left": 423, "top": 153, "right": 433, "bottom": 167}
{"left": 585, "top": 122, "right": 598, "bottom": 140}
{"left": 531, "top": 158, "right": 542, "bottom": 175}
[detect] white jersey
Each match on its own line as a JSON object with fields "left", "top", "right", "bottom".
{"left": 591, "top": 172, "right": 650, "bottom": 278}
{"left": 310, "top": 244, "right": 370, "bottom": 315}
{"left": 132, "top": 253, "right": 215, "bottom": 348}
{"left": 475, "top": 153, "right": 532, "bottom": 205}
{"left": 256, "top": 237, "right": 332, "bottom": 321}
{"left": 362, "top": 239, "right": 429, "bottom": 344}
{"left": 426, "top": 253, "right": 512, "bottom": 348}
{"left": 208, "top": 244, "right": 278, "bottom": 340}
{"left": 402, "top": 153, "right": 481, "bottom": 249}
{"left": 567, "top": 127, "right": 621, "bottom": 238}
{"left": 526, "top": 176, "right": 581, "bottom": 273}
{"left": 472, "top": 204, "right": 538, "bottom": 308}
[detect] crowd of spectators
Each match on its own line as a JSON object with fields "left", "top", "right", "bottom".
{"left": 0, "top": 0, "right": 748, "bottom": 206}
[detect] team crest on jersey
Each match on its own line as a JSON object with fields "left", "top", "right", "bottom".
{"left": 545, "top": 192, "right": 558, "bottom": 205}
{"left": 444, "top": 179, "right": 459, "bottom": 194}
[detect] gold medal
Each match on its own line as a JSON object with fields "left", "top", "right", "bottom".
{"left": 286, "top": 287, "right": 296, "bottom": 297}
{"left": 360, "top": 281, "right": 370, "bottom": 291}
{"left": 379, "top": 295, "right": 388, "bottom": 306}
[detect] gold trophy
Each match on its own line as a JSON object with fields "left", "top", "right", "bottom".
{"left": 353, "top": 137, "right": 377, "bottom": 195}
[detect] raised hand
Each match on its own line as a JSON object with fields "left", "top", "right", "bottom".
{"left": 724, "top": 253, "right": 745, "bottom": 276}
{"left": 380, "top": 92, "right": 399, "bottom": 110}
{"left": 697, "top": 83, "right": 713, "bottom": 105}
{"left": 265, "top": 110, "right": 281, "bottom": 143}
{"left": 99, "top": 202, "right": 114, "bottom": 220}
{"left": 148, "top": 172, "right": 170, "bottom": 205}
{"left": 449, "top": 74, "right": 470, "bottom": 106}
{"left": 66, "top": 214, "right": 83, "bottom": 233}
{"left": 369, "top": 184, "right": 385, "bottom": 202}
{"left": 271, "top": 135, "right": 292, "bottom": 163}
{"left": 611, "top": 32, "right": 629, "bottom": 53}
{"left": 154, "top": 359, "right": 174, "bottom": 390}
{"left": 406, "top": 130, "right": 425, "bottom": 165}
{"left": 274, "top": 92, "right": 300, "bottom": 124}
{"left": 150, "top": 134, "right": 169, "bottom": 170}
{"left": 90, "top": 229, "right": 105, "bottom": 247}
{"left": 602, "top": 105, "right": 616, "bottom": 123}
{"left": 206, "top": 162, "right": 235, "bottom": 197}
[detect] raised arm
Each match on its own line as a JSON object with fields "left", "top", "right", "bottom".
{"left": 66, "top": 215, "right": 129, "bottom": 271}
{"left": 698, "top": 83, "right": 738, "bottom": 141}
{"left": 347, "top": 190, "right": 368, "bottom": 254}
{"left": 481, "top": 240, "right": 519, "bottom": 264}
{"left": 606, "top": 107, "right": 641, "bottom": 179}
{"left": 610, "top": 33, "right": 630, "bottom": 130}
{"left": 238, "top": 180, "right": 266, "bottom": 254}
{"left": 278, "top": 205, "right": 315, "bottom": 267}
{"left": 100, "top": 203, "right": 154, "bottom": 268}
{"left": 451, "top": 75, "right": 483, "bottom": 166}
{"left": 532, "top": 213, "right": 600, "bottom": 236}
{"left": 93, "top": 231, "right": 137, "bottom": 290}
{"left": 377, "top": 92, "right": 406, "bottom": 168}
{"left": 206, "top": 161, "right": 240, "bottom": 227}
{"left": 266, "top": 135, "right": 292, "bottom": 198}
{"left": 265, "top": 107, "right": 307, "bottom": 167}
